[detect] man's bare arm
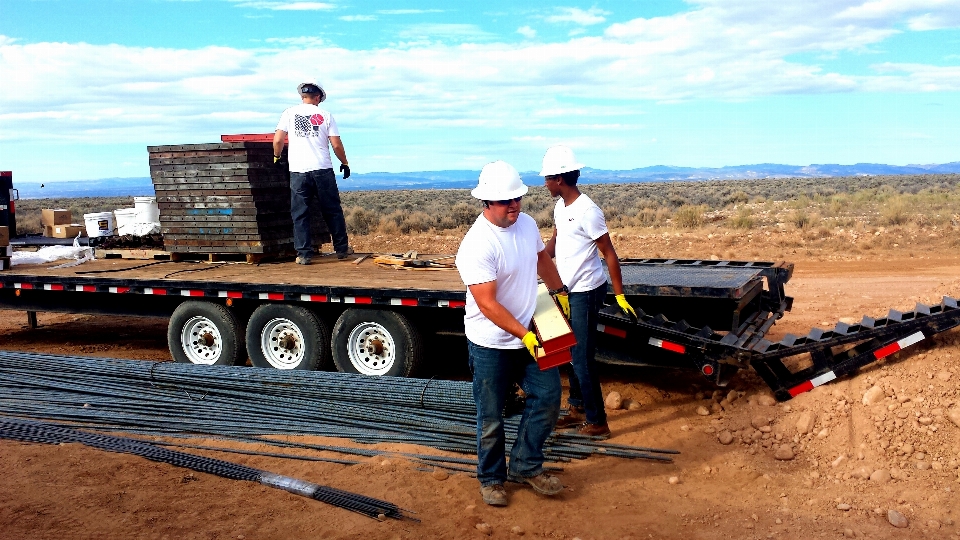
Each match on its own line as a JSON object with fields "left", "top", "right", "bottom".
{"left": 329, "top": 136, "right": 348, "bottom": 165}
{"left": 469, "top": 281, "right": 529, "bottom": 340}
{"left": 273, "top": 130, "right": 286, "bottom": 158}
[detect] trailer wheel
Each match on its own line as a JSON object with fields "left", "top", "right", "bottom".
{"left": 246, "top": 304, "right": 330, "bottom": 370}
{"left": 168, "top": 301, "right": 243, "bottom": 366}
{"left": 332, "top": 309, "right": 422, "bottom": 377}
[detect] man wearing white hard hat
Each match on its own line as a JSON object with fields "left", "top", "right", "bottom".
{"left": 274, "top": 79, "right": 354, "bottom": 264}
{"left": 455, "top": 160, "right": 569, "bottom": 507}
{"left": 541, "top": 145, "right": 637, "bottom": 439}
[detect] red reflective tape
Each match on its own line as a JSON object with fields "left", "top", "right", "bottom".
{"left": 45, "top": 284, "right": 65, "bottom": 291}
{"left": 263, "top": 292, "right": 284, "bottom": 300}
{"left": 788, "top": 380, "right": 814, "bottom": 397}
{"left": 18, "top": 283, "right": 34, "bottom": 289}
{"left": 873, "top": 342, "right": 901, "bottom": 360}
{"left": 226, "top": 291, "right": 241, "bottom": 299}
{"left": 448, "top": 300, "right": 466, "bottom": 308}
{"left": 145, "top": 288, "right": 167, "bottom": 295}
{"left": 599, "top": 324, "right": 627, "bottom": 338}
{"left": 399, "top": 298, "right": 418, "bottom": 306}
{"left": 300, "top": 294, "right": 328, "bottom": 302}
{"left": 77, "top": 285, "right": 96, "bottom": 292}
{"left": 348, "top": 296, "right": 373, "bottom": 304}
{"left": 661, "top": 341, "right": 686, "bottom": 354}
{"left": 110, "top": 287, "right": 130, "bottom": 294}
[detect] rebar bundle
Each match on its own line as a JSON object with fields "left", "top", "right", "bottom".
{"left": 0, "top": 350, "right": 676, "bottom": 463}
{"left": 0, "top": 417, "right": 414, "bottom": 521}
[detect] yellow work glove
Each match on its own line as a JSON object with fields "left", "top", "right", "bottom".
{"left": 521, "top": 331, "right": 540, "bottom": 359}
{"left": 615, "top": 294, "right": 637, "bottom": 319}
{"left": 555, "top": 293, "right": 571, "bottom": 319}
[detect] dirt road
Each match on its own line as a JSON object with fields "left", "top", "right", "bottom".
{"left": 1, "top": 238, "right": 959, "bottom": 540}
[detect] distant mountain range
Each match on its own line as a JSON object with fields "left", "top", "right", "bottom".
{"left": 13, "top": 162, "right": 960, "bottom": 199}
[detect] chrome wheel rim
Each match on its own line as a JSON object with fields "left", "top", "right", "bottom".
{"left": 260, "top": 317, "right": 306, "bottom": 369}
{"left": 346, "top": 322, "right": 395, "bottom": 376}
{"left": 180, "top": 316, "right": 223, "bottom": 365}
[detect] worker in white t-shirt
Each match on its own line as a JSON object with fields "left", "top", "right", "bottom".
{"left": 541, "top": 145, "right": 637, "bottom": 439}
{"left": 455, "top": 160, "right": 569, "bottom": 508}
{"left": 273, "top": 79, "right": 354, "bottom": 265}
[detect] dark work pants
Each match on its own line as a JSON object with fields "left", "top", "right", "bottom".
{"left": 564, "top": 283, "right": 608, "bottom": 425}
{"left": 289, "top": 168, "right": 349, "bottom": 258}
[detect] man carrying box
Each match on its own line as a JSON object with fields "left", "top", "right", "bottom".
{"left": 455, "top": 160, "right": 570, "bottom": 508}
{"left": 541, "top": 145, "right": 637, "bottom": 439}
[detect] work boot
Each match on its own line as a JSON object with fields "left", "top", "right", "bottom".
{"left": 554, "top": 407, "right": 585, "bottom": 429}
{"left": 508, "top": 472, "right": 564, "bottom": 496}
{"left": 576, "top": 422, "right": 611, "bottom": 439}
{"left": 296, "top": 256, "right": 311, "bottom": 265}
{"left": 480, "top": 484, "right": 508, "bottom": 507}
{"left": 336, "top": 246, "right": 355, "bottom": 260}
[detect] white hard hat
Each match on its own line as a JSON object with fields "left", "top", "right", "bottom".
{"left": 472, "top": 161, "right": 528, "bottom": 201}
{"left": 297, "top": 79, "right": 326, "bottom": 102}
{"left": 539, "top": 145, "right": 584, "bottom": 176}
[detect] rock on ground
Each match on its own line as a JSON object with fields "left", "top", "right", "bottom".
{"left": 862, "top": 385, "right": 885, "bottom": 406}
{"left": 887, "top": 510, "right": 909, "bottom": 528}
{"left": 605, "top": 391, "right": 623, "bottom": 410}
{"left": 796, "top": 411, "right": 818, "bottom": 434}
{"left": 774, "top": 445, "right": 795, "bottom": 461}
{"left": 947, "top": 407, "right": 960, "bottom": 428}
{"left": 718, "top": 430, "right": 734, "bottom": 445}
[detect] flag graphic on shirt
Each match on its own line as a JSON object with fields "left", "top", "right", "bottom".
{"left": 294, "top": 114, "right": 324, "bottom": 137}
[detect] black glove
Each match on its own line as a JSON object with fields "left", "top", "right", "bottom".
{"left": 273, "top": 155, "right": 287, "bottom": 168}
{"left": 340, "top": 164, "right": 351, "bottom": 179}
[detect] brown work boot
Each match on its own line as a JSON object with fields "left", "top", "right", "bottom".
{"left": 555, "top": 407, "right": 585, "bottom": 429}
{"left": 480, "top": 484, "right": 508, "bottom": 506}
{"left": 509, "top": 472, "right": 564, "bottom": 496}
{"left": 576, "top": 422, "right": 611, "bottom": 439}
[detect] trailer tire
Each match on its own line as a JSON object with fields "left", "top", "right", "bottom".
{"left": 332, "top": 309, "right": 422, "bottom": 377}
{"left": 246, "top": 304, "right": 330, "bottom": 370}
{"left": 168, "top": 301, "right": 243, "bottom": 366}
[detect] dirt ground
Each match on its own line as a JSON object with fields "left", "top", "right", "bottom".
{"left": 2, "top": 227, "right": 960, "bottom": 540}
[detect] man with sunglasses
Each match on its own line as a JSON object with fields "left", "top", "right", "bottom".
{"left": 455, "top": 160, "right": 569, "bottom": 507}
{"left": 273, "top": 79, "right": 354, "bottom": 265}
{"left": 540, "top": 145, "right": 637, "bottom": 439}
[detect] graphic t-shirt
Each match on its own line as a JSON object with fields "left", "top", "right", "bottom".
{"left": 276, "top": 103, "right": 340, "bottom": 173}
{"left": 456, "top": 213, "right": 545, "bottom": 349}
{"left": 554, "top": 194, "right": 609, "bottom": 293}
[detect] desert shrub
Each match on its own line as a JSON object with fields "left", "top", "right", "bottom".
{"left": 532, "top": 207, "right": 554, "bottom": 229}
{"left": 790, "top": 210, "right": 813, "bottom": 229}
{"left": 399, "top": 211, "right": 435, "bottom": 234}
{"left": 449, "top": 202, "right": 480, "bottom": 228}
{"left": 345, "top": 206, "right": 379, "bottom": 235}
{"left": 673, "top": 205, "right": 706, "bottom": 229}
{"left": 880, "top": 197, "right": 910, "bottom": 226}
{"left": 728, "top": 207, "right": 755, "bottom": 229}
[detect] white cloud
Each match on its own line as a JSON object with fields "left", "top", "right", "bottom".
{"left": 233, "top": 1, "right": 336, "bottom": 10}
{"left": 517, "top": 26, "right": 537, "bottom": 39}
{"left": 340, "top": 15, "right": 377, "bottom": 22}
{"left": 546, "top": 7, "right": 608, "bottom": 25}
{"left": 376, "top": 9, "right": 444, "bottom": 15}
{"left": 2, "top": 0, "right": 958, "bottom": 148}
{"left": 907, "top": 12, "right": 960, "bottom": 30}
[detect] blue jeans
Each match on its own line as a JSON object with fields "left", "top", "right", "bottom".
{"left": 564, "top": 284, "right": 608, "bottom": 425}
{"left": 467, "top": 340, "right": 561, "bottom": 487}
{"left": 290, "top": 168, "right": 349, "bottom": 258}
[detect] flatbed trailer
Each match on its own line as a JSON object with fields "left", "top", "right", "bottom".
{"left": 1, "top": 255, "right": 957, "bottom": 400}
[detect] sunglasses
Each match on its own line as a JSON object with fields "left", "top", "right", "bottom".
{"left": 490, "top": 196, "right": 522, "bottom": 206}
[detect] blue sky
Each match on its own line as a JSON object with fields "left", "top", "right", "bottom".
{"left": 2, "top": 0, "right": 960, "bottom": 183}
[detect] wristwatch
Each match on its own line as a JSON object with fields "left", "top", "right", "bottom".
{"left": 549, "top": 285, "right": 569, "bottom": 296}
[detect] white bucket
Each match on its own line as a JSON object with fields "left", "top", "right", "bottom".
{"left": 83, "top": 212, "right": 116, "bottom": 238}
{"left": 134, "top": 196, "right": 159, "bottom": 223}
{"left": 114, "top": 208, "right": 139, "bottom": 236}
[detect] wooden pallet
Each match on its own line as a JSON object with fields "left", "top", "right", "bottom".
{"left": 168, "top": 251, "right": 294, "bottom": 264}
{"left": 96, "top": 249, "right": 172, "bottom": 261}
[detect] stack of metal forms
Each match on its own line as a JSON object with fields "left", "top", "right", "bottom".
{"left": 148, "top": 142, "right": 329, "bottom": 259}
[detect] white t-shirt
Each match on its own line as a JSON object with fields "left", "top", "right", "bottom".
{"left": 456, "top": 212, "right": 545, "bottom": 349}
{"left": 275, "top": 103, "right": 341, "bottom": 173}
{"left": 554, "top": 194, "right": 609, "bottom": 293}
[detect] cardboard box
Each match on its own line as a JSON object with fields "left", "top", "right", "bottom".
{"left": 42, "top": 208, "right": 73, "bottom": 227}
{"left": 0, "top": 225, "right": 8, "bottom": 246}
{"left": 43, "top": 225, "right": 53, "bottom": 237}
{"left": 51, "top": 224, "right": 86, "bottom": 239}
{"left": 532, "top": 284, "right": 577, "bottom": 355}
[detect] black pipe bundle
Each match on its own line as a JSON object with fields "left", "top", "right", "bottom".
{"left": 0, "top": 417, "right": 414, "bottom": 521}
